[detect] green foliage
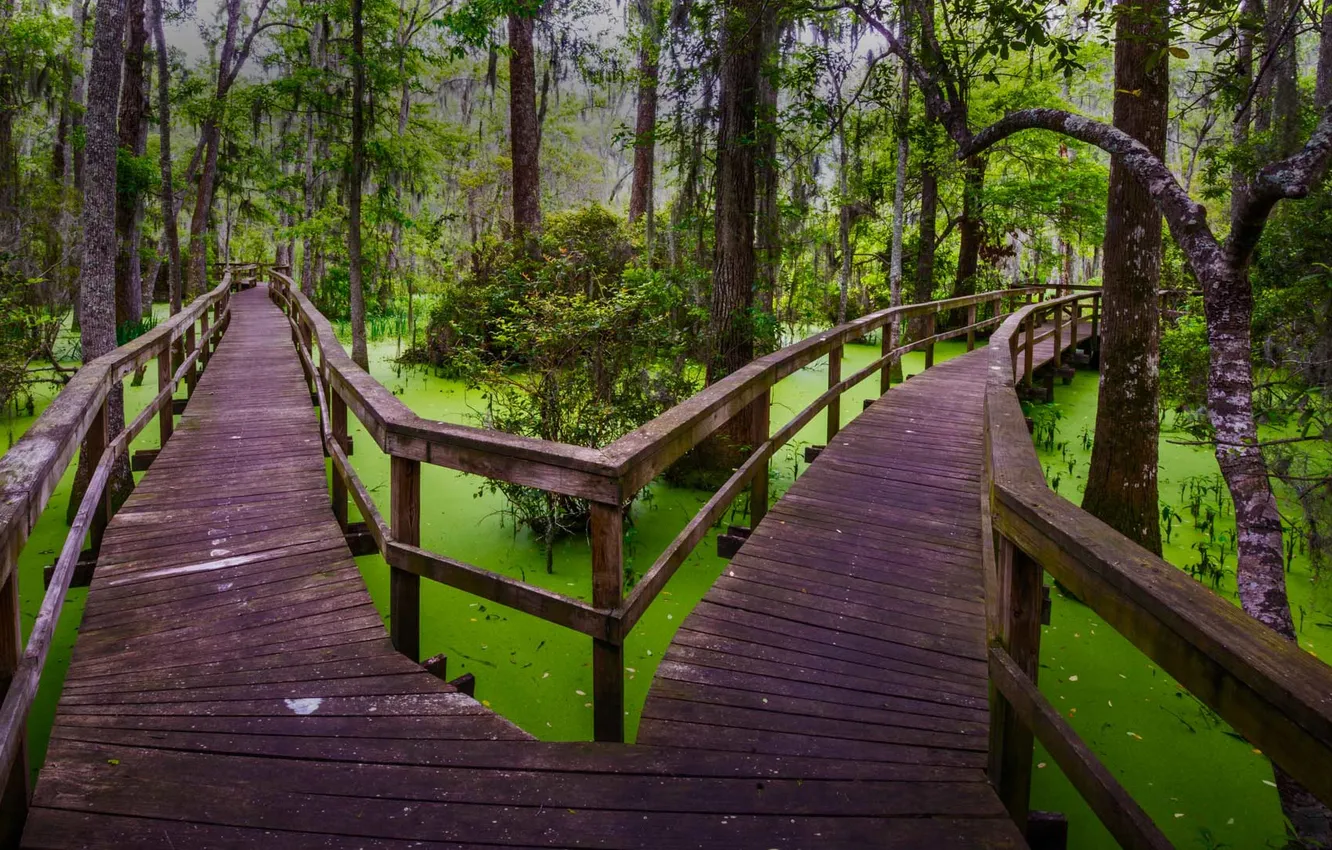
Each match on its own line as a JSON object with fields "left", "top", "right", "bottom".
{"left": 1160, "top": 304, "right": 1209, "bottom": 412}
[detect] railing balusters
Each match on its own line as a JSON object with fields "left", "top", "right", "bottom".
{"left": 880, "top": 318, "right": 894, "bottom": 394}
{"left": 966, "top": 303, "right": 977, "bottom": 352}
{"left": 589, "top": 501, "right": 624, "bottom": 743}
{"left": 389, "top": 456, "right": 421, "bottom": 662}
{"left": 86, "top": 398, "right": 112, "bottom": 554}
{"left": 1053, "top": 303, "right": 1063, "bottom": 369}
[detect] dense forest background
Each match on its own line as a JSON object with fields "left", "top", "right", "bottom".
{"left": 5, "top": 0, "right": 1332, "bottom": 842}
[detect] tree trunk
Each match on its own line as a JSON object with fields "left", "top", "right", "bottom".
{"left": 755, "top": 13, "right": 782, "bottom": 320}
{"left": 627, "top": 0, "right": 658, "bottom": 224}
{"left": 114, "top": 0, "right": 148, "bottom": 327}
{"left": 911, "top": 159, "right": 937, "bottom": 340}
{"left": 151, "top": 0, "right": 183, "bottom": 315}
{"left": 888, "top": 10, "right": 908, "bottom": 380}
{"left": 1268, "top": 0, "right": 1300, "bottom": 156}
{"left": 0, "top": 0, "right": 18, "bottom": 264}
{"left": 347, "top": 0, "right": 369, "bottom": 369}
{"left": 184, "top": 0, "right": 242, "bottom": 301}
{"left": 700, "top": 0, "right": 763, "bottom": 469}
{"left": 70, "top": 0, "right": 133, "bottom": 524}
{"left": 836, "top": 114, "right": 851, "bottom": 326}
{"left": 1081, "top": 0, "right": 1166, "bottom": 556}
{"left": 1318, "top": 0, "right": 1332, "bottom": 109}
{"left": 952, "top": 156, "right": 985, "bottom": 297}
{"left": 508, "top": 11, "right": 541, "bottom": 248}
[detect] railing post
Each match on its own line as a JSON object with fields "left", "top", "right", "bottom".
{"left": 750, "top": 390, "right": 770, "bottom": 527}
{"left": 826, "top": 345, "right": 842, "bottom": 442}
{"left": 880, "top": 318, "right": 895, "bottom": 394}
{"left": 1024, "top": 315, "right": 1035, "bottom": 389}
{"left": 0, "top": 548, "right": 29, "bottom": 846}
{"left": 590, "top": 501, "right": 624, "bottom": 743}
{"left": 1090, "top": 295, "right": 1101, "bottom": 365}
{"left": 988, "top": 534, "right": 1044, "bottom": 834}
{"left": 157, "top": 343, "right": 174, "bottom": 447}
{"left": 199, "top": 309, "right": 210, "bottom": 369}
{"left": 86, "top": 397, "right": 113, "bottom": 554}
{"left": 330, "top": 391, "right": 349, "bottom": 530}
{"left": 924, "top": 313, "right": 936, "bottom": 369}
{"left": 184, "top": 322, "right": 198, "bottom": 396}
{"left": 966, "top": 303, "right": 977, "bottom": 352}
{"left": 390, "top": 455, "right": 420, "bottom": 662}
{"left": 1053, "top": 302, "right": 1063, "bottom": 369}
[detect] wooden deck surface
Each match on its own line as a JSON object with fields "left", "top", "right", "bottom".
{"left": 22, "top": 287, "right": 1085, "bottom": 848}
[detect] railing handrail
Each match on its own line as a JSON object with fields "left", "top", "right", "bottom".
{"left": 270, "top": 270, "right": 1046, "bottom": 500}
{"left": 0, "top": 279, "right": 232, "bottom": 561}
{"left": 983, "top": 293, "right": 1332, "bottom": 846}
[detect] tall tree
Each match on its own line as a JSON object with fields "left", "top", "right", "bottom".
{"left": 508, "top": 6, "right": 541, "bottom": 247}
{"left": 151, "top": 0, "right": 183, "bottom": 315}
{"left": 347, "top": 0, "right": 369, "bottom": 369}
{"left": 114, "top": 0, "right": 149, "bottom": 327}
{"left": 71, "top": 0, "right": 133, "bottom": 520}
{"left": 1080, "top": 0, "right": 1167, "bottom": 555}
{"left": 627, "top": 0, "right": 659, "bottom": 226}
{"left": 707, "top": 0, "right": 762, "bottom": 387}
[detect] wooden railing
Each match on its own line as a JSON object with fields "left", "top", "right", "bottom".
{"left": 0, "top": 278, "right": 232, "bottom": 844}
{"left": 983, "top": 292, "right": 1332, "bottom": 848}
{"left": 268, "top": 270, "right": 1058, "bottom": 742}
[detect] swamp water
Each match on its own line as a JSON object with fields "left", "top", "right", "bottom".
{"left": 5, "top": 323, "right": 1326, "bottom": 849}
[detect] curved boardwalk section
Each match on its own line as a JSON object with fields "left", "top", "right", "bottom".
{"left": 22, "top": 287, "right": 1037, "bottom": 848}
{"left": 639, "top": 351, "right": 996, "bottom": 770}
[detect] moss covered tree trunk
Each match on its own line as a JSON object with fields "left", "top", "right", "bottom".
{"left": 508, "top": 10, "right": 541, "bottom": 250}
{"left": 1081, "top": 0, "right": 1166, "bottom": 556}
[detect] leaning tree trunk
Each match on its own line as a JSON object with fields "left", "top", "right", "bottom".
{"left": 1081, "top": 0, "right": 1166, "bottom": 556}
{"left": 69, "top": 0, "right": 133, "bottom": 524}
{"left": 508, "top": 11, "right": 541, "bottom": 250}
{"left": 347, "top": 0, "right": 369, "bottom": 369}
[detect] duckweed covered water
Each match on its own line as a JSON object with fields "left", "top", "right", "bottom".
{"left": 4, "top": 319, "right": 1327, "bottom": 850}
{"left": 1027, "top": 366, "right": 1329, "bottom": 850}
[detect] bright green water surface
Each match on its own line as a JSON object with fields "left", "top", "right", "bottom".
{"left": 5, "top": 316, "right": 1328, "bottom": 849}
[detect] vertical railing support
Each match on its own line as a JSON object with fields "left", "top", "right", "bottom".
{"left": 184, "top": 322, "right": 198, "bottom": 396}
{"left": 988, "top": 535, "right": 1044, "bottom": 834}
{"left": 966, "top": 304, "right": 978, "bottom": 352}
{"left": 590, "top": 501, "right": 624, "bottom": 743}
{"left": 924, "top": 313, "right": 936, "bottom": 369}
{"left": 390, "top": 456, "right": 421, "bottom": 662}
{"left": 86, "top": 398, "right": 113, "bottom": 554}
{"left": 330, "top": 391, "right": 349, "bottom": 530}
{"left": 0, "top": 548, "right": 29, "bottom": 846}
{"left": 1053, "top": 302, "right": 1063, "bottom": 369}
{"left": 1023, "top": 315, "right": 1035, "bottom": 389}
{"left": 157, "top": 343, "right": 174, "bottom": 447}
{"left": 750, "top": 390, "right": 770, "bottom": 527}
{"left": 826, "top": 346, "right": 842, "bottom": 442}
{"left": 199, "top": 309, "right": 211, "bottom": 369}
{"left": 880, "top": 317, "right": 895, "bottom": 394}
{"left": 1090, "top": 295, "right": 1101, "bottom": 365}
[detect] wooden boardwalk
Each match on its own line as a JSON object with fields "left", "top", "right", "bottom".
{"left": 20, "top": 287, "right": 1087, "bottom": 848}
